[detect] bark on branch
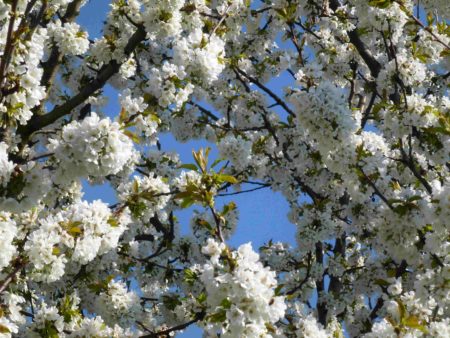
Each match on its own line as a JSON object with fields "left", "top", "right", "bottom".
{"left": 40, "top": 0, "right": 86, "bottom": 90}
{"left": 329, "top": 0, "right": 382, "bottom": 78}
{"left": 18, "top": 25, "right": 147, "bottom": 139}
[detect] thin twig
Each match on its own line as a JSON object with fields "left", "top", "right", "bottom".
{"left": 235, "top": 68, "right": 296, "bottom": 117}
{"left": 0, "top": 259, "right": 26, "bottom": 294}
{"left": 216, "top": 184, "right": 270, "bottom": 196}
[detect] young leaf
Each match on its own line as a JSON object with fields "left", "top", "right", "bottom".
{"left": 178, "top": 163, "right": 198, "bottom": 171}
{"left": 368, "top": 0, "right": 393, "bottom": 9}
{"left": 216, "top": 174, "right": 238, "bottom": 184}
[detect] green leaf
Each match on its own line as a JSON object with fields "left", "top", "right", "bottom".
{"left": 355, "top": 143, "right": 372, "bottom": 161}
{"left": 158, "top": 10, "right": 173, "bottom": 22}
{"left": 375, "top": 279, "right": 390, "bottom": 287}
{"left": 119, "top": 107, "right": 128, "bottom": 123}
{"left": 390, "top": 181, "right": 401, "bottom": 191}
{"left": 220, "top": 298, "right": 232, "bottom": 309}
{"left": 5, "top": 172, "right": 26, "bottom": 198}
{"left": 192, "top": 148, "right": 209, "bottom": 173}
{"left": 196, "top": 218, "right": 212, "bottom": 230}
{"left": 222, "top": 202, "right": 237, "bottom": 215}
{"left": 128, "top": 200, "right": 147, "bottom": 218}
{"left": 197, "top": 292, "right": 207, "bottom": 304}
{"left": 356, "top": 27, "right": 370, "bottom": 36}
{"left": 184, "top": 268, "right": 197, "bottom": 286}
{"left": 0, "top": 324, "right": 10, "bottom": 333}
{"left": 52, "top": 247, "right": 61, "bottom": 256}
{"left": 216, "top": 174, "right": 238, "bottom": 184}
{"left": 208, "top": 309, "right": 227, "bottom": 323}
{"left": 123, "top": 129, "right": 140, "bottom": 143}
{"left": 178, "top": 163, "right": 198, "bottom": 171}
{"left": 426, "top": 11, "right": 435, "bottom": 26}
{"left": 274, "top": 284, "right": 284, "bottom": 296}
{"left": 387, "top": 198, "right": 404, "bottom": 205}
{"left": 407, "top": 195, "right": 422, "bottom": 202}
{"left": 402, "top": 315, "right": 428, "bottom": 333}
{"left": 423, "top": 224, "right": 433, "bottom": 232}
{"left": 175, "top": 191, "right": 193, "bottom": 199}
{"left": 265, "top": 322, "right": 276, "bottom": 333}
{"left": 68, "top": 226, "right": 83, "bottom": 237}
{"left": 42, "top": 325, "right": 59, "bottom": 338}
{"left": 59, "top": 295, "right": 81, "bottom": 323}
{"left": 162, "top": 294, "right": 182, "bottom": 311}
{"left": 387, "top": 269, "right": 397, "bottom": 278}
{"left": 148, "top": 112, "right": 161, "bottom": 124}
{"left": 133, "top": 179, "right": 140, "bottom": 193}
{"left": 107, "top": 217, "right": 119, "bottom": 227}
{"left": 180, "top": 197, "right": 194, "bottom": 209}
{"left": 140, "top": 191, "right": 156, "bottom": 201}
{"left": 368, "top": 0, "right": 393, "bottom": 9}
{"left": 396, "top": 299, "right": 406, "bottom": 320}
{"left": 411, "top": 42, "right": 431, "bottom": 63}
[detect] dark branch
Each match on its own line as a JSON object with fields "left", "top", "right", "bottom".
{"left": 18, "top": 25, "right": 147, "bottom": 139}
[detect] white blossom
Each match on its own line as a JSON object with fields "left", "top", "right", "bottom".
{"left": 49, "top": 113, "right": 137, "bottom": 180}
{"left": 47, "top": 21, "right": 90, "bottom": 56}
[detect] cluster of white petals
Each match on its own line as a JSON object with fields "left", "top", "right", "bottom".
{"left": 0, "top": 143, "right": 14, "bottom": 187}
{"left": 0, "top": 213, "right": 16, "bottom": 271}
{"left": 24, "top": 200, "right": 129, "bottom": 282}
{"left": 199, "top": 241, "right": 286, "bottom": 337}
{"left": 49, "top": 113, "right": 137, "bottom": 180}
{"left": 47, "top": 21, "right": 90, "bottom": 56}
{"left": 0, "top": 0, "right": 448, "bottom": 336}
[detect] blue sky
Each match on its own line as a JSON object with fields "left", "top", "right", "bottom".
{"left": 77, "top": 2, "right": 296, "bottom": 336}
{"left": 77, "top": 0, "right": 296, "bottom": 248}
{"left": 74, "top": 3, "right": 430, "bottom": 337}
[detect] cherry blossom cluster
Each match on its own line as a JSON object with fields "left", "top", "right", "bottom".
{"left": 0, "top": 0, "right": 448, "bottom": 337}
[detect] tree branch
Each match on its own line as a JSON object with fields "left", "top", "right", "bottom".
{"left": 18, "top": 25, "right": 147, "bottom": 139}
{"left": 235, "top": 68, "right": 296, "bottom": 117}
{"left": 0, "top": 0, "right": 19, "bottom": 94}
{"left": 329, "top": 0, "right": 382, "bottom": 78}
{"left": 40, "top": 0, "right": 86, "bottom": 90}
{"left": 139, "top": 312, "right": 205, "bottom": 338}
{"left": 0, "top": 258, "right": 26, "bottom": 294}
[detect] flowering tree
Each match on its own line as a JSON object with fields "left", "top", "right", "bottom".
{"left": 0, "top": 0, "right": 449, "bottom": 336}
